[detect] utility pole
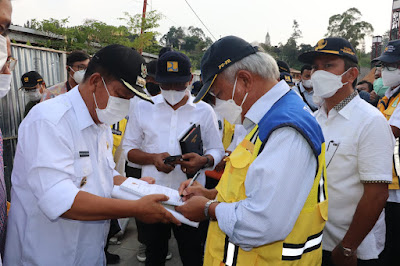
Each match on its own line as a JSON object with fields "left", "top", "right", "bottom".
{"left": 139, "top": 0, "right": 147, "bottom": 54}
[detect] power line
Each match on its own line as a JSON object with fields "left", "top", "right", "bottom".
{"left": 183, "top": 0, "right": 217, "bottom": 41}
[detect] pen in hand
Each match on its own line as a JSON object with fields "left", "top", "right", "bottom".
{"left": 180, "top": 171, "right": 200, "bottom": 197}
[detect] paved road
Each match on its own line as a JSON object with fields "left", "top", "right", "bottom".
{"left": 107, "top": 218, "right": 182, "bottom": 266}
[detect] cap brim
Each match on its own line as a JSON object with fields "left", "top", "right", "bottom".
{"left": 299, "top": 50, "right": 358, "bottom": 64}
{"left": 19, "top": 85, "right": 38, "bottom": 90}
{"left": 121, "top": 79, "right": 154, "bottom": 104}
{"left": 193, "top": 74, "right": 217, "bottom": 103}
{"left": 371, "top": 54, "right": 400, "bottom": 64}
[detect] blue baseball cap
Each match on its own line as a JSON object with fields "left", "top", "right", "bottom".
{"left": 280, "top": 72, "right": 294, "bottom": 86}
{"left": 372, "top": 40, "right": 400, "bottom": 64}
{"left": 156, "top": 51, "right": 192, "bottom": 83}
{"left": 193, "top": 36, "right": 258, "bottom": 103}
{"left": 298, "top": 37, "right": 358, "bottom": 64}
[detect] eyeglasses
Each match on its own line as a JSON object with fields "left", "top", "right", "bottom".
{"left": 71, "top": 64, "right": 87, "bottom": 71}
{"left": 5, "top": 56, "right": 17, "bottom": 72}
{"left": 382, "top": 63, "right": 400, "bottom": 71}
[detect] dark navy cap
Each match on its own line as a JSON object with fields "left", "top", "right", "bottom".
{"left": 146, "top": 59, "right": 157, "bottom": 78}
{"left": 372, "top": 40, "right": 400, "bottom": 64}
{"left": 20, "top": 71, "right": 43, "bottom": 89}
{"left": 193, "top": 35, "right": 258, "bottom": 103}
{"left": 90, "top": 44, "right": 152, "bottom": 103}
{"left": 277, "top": 60, "right": 291, "bottom": 73}
{"left": 298, "top": 37, "right": 358, "bottom": 64}
{"left": 279, "top": 72, "right": 294, "bottom": 86}
{"left": 156, "top": 51, "right": 192, "bottom": 83}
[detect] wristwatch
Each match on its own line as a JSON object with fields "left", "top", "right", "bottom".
{"left": 339, "top": 242, "right": 355, "bottom": 257}
{"left": 201, "top": 155, "right": 212, "bottom": 169}
{"left": 204, "top": 199, "right": 218, "bottom": 220}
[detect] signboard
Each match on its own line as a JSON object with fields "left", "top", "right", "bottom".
{"left": 391, "top": 0, "right": 400, "bottom": 40}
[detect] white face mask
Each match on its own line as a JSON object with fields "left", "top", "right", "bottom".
{"left": 302, "top": 79, "right": 313, "bottom": 89}
{"left": 160, "top": 88, "right": 186, "bottom": 106}
{"left": 93, "top": 77, "right": 131, "bottom": 125}
{"left": 25, "top": 88, "right": 42, "bottom": 101}
{"left": 69, "top": 67, "right": 86, "bottom": 84}
{"left": 0, "top": 74, "right": 12, "bottom": 98}
{"left": 213, "top": 77, "right": 248, "bottom": 125}
{"left": 382, "top": 68, "right": 400, "bottom": 88}
{"left": 311, "top": 68, "right": 351, "bottom": 98}
{"left": 0, "top": 35, "right": 7, "bottom": 71}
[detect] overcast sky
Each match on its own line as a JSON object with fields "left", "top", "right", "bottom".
{"left": 10, "top": 0, "right": 394, "bottom": 50}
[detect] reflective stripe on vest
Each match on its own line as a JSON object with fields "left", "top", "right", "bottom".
{"left": 378, "top": 93, "right": 400, "bottom": 190}
{"left": 223, "top": 236, "right": 239, "bottom": 266}
{"left": 281, "top": 230, "right": 323, "bottom": 261}
{"left": 318, "top": 171, "right": 327, "bottom": 203}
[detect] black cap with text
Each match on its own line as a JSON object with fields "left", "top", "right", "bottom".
{"left": 194, "top": 36, "right": 258, "bottom": 103}
{"left": 298, "top": 37, "right": 358, "bottom": 64}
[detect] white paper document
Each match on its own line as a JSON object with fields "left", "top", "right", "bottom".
{"left": 111, "top": 178, "right": 199, "bottom": 228}
{"left": 119, "top": 178, "right": 183, "bottom": 206}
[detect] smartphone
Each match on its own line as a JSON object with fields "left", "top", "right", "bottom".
{"left": 164, "top": 155, "right": 183, "bottom": 164}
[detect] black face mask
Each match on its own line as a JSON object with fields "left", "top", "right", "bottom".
{"left": 146, "top": 82, "right": 161, "bottom": 96}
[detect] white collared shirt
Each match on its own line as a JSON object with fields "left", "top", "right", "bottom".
{"left": 292, "top": 82, "right": 318, "bottom": 111}
{"left": 315, "top": 95, "right": 394, "bottom": 260}
{"left": 387, "top": 100, "right": 400, "bottom": 203}
{"left": 385, "top": 85, "right": 400, "bottom": 99}
{"left": 122, "top": 92, "right": 224, "bottom": 189}
{"left": 4, "top": 87, "right": 118, "bottom": 266}
{"left": 215, "top": 81, "right": 317, "bottom": 250}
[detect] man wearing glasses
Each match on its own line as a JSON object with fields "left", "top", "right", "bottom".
{"left": 41, "top": 50, "right": 90, "bottom": 101}
{"left": 0, "top": 0, "right": 12, "bottom": 263}
{"left": 372, "top": 39, "right": 400, "bottom": 265}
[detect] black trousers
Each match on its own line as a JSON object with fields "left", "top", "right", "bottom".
{"left": 381, "top": 202, "right": 400, "bottom": 266}
{"left": 139, "top": 221, "right": 204, "bottom": 266}
{"left": 322, "top": 250, "right": 383, "bottom": 266}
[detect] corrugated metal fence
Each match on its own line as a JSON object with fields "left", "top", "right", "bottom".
{"left": 0, "top": 43, "right": 67, "bottom": 199}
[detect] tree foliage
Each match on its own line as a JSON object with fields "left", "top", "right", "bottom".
{"left": 326, "top": 7, "right": 373, "bottom": 49}
{"left": 24, "top": 11, "right": 162, "bottom": 54}
{"left": 160, "top": 26, "right": 212, "bottom": 69}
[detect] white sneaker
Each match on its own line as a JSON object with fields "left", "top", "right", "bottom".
{"left": 136, "top": 243, "right": 173, "bottom": 262}
{"left": 136, "top": 243, "right": 146, "bottom": 262}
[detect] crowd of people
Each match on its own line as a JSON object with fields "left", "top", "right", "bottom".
{"left": 2, "top": 1, "right": 400, "bottom": 266}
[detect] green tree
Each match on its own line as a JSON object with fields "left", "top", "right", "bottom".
{"left": 326, "top": 7, "right": 373, "bottom": 49}
{"left": 291, "top": 20, "right": 302, "bottom": 40}
{"left": 160, "top": 26, "right": 185, "bottom": 48}
{"left": 120, "top": 10, "right": 162, "bottom": 52}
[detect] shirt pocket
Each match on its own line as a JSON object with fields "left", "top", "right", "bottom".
{"left": 73, "top": 156, "right": 93, "bottom": 188}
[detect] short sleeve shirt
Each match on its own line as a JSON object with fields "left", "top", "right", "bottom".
{"left": 4, "top": 87, "right": 117, "bottom": 265}
{"left": 315, "top": 95, "right": 394, "bottom": 260}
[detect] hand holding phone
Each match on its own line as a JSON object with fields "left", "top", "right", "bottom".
{"left": 163, "top": 155, "right": 183, "bottom": 164}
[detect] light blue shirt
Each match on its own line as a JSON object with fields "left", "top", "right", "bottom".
{"left": 292, "top": 82, "right": 318, "bottom": 111}
{"left": 215, "top": 81, "right": 317, "bottom": 251}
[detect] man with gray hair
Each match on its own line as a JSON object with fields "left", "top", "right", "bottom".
{"left": 176, "top": 36, "right": 327, "bottom": 265}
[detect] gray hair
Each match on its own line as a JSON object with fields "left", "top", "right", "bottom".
{"left": 221, "top": 51, "right": 279, "bottom": 83}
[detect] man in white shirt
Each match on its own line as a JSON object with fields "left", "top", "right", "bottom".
{"left": 292, "top": 64, "right": 318, "bottom": 111}
{"left": 371, "top": 39, "right": 400, "bottom": 266}
{"left": 176, "top": 36, "right": 327, "bottom": 265}
{"left": 0, "top": 2, "right": 13, "bottom": 264}
{"left": 298, "top": 37, "right": 394, "bottom": 266}
{"left": 4, "top": 44, "right": 179, "bottom": 265}
{"left": 123, "top": 51, "right": 224, "bottom": 265}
